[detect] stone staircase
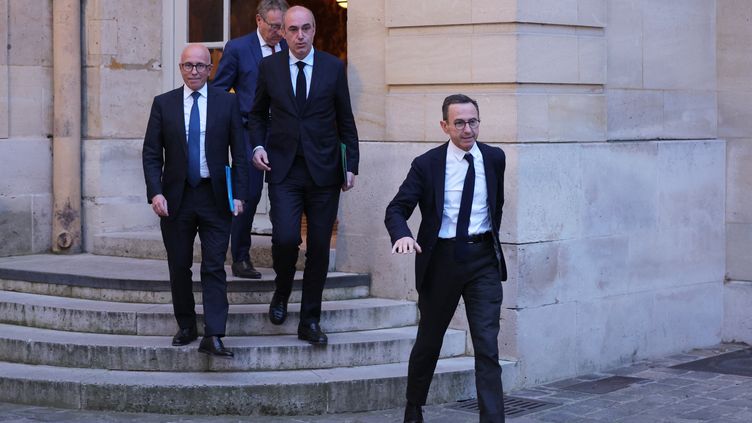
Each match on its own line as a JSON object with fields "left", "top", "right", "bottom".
{"left": 0, "top": 254, "right": 516, "bottom": 416}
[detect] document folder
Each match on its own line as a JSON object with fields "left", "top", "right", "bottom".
{"left": 225, "top": 165, "right": 235, "bottom": 213}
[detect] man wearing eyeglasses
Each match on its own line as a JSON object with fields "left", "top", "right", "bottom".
{"left": 143, "top": 43, "right": 247, "bottom": 358}
{"left": 213, "top": 0, "right": 289, "bottom": 280}
{"left": 249, "top": 5, "right": 359, "bottom": 345}
{"left": 385, "top": 94, "right": 508, "bottom": 423}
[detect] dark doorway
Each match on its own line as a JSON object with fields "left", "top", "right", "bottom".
{"left": 229, "top": 0, "right": 348, "bottom": 61}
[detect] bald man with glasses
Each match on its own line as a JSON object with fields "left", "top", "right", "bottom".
{"left": 143, "top": 44, "right": 247, "bottom": 358}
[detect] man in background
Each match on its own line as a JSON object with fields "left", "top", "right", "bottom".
{"left": 213, "top": 0, "right": 289, "bottom": 279}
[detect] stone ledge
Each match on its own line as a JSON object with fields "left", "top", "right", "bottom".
{"left": 0, "top": 357, "right": 512, "bottom": 415}
{"left": 0, "top": 323, "right": 467, "bottom": 372}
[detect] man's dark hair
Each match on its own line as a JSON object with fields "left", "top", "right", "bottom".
{"left": 442, "top": 94, "right": 479, "bottom": 121}
{"left": 257, "top": 0, "right": 289, "bottom": 17}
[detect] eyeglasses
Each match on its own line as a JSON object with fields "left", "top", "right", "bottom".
{"left": 452, "top": 119, "right": 480, "bottom": 130}
{"left": 260, "top": 15, "right": 282, "bottom": 31}
{"left": 180, "top": 62, "right": 210, "bottom": 73}
{"left": 286, "top": 24, "right": 314, "bottom": 36}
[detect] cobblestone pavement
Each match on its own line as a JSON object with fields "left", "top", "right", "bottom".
{"left": 2, "top": 343, "right": 752, "bottom": 422}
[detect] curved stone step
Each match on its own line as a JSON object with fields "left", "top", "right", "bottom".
{"left": 0, "top": 357, "right": 512, "bottom": 415}
{"left": 0, "top": 254, "right": 369, "bottom": 303}
{"left": 92, "top": 231, "right": 326, "bottom": 271}
{"left": 0, "top": 291, "right": 417, "bottom": 335}
{"left": 0, "top": 323, "right": 466, "bottom": 371}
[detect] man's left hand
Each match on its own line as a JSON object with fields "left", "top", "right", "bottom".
{"left": 342, "top": 172, "right": 355, "bottom": 192}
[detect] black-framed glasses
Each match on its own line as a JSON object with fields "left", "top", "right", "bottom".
{"left": 260, "top": 15, "right": 282, "bottom": 31}
{"left": 180, "top": 62, "right": 210, "bottom": 73}
{"left": 452, "top": 119, "right": 480, "bottom": 130}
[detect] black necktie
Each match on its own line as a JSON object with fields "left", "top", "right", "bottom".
{"left": 187, "top": 91, "right": 201, "bottom": 187}
{"left": 295, "top": 61, "right": 306, "bottom": 112}
{"left": 455, "top": 153, "right": 475, "bottom": 261}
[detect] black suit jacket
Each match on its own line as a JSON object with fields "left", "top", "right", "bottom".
{"left": 142, "top": 86, "right": 248, "bottom": 219}
{"left": 249, "top": 49, "right": 359, "bottom": 186}
{"left": 385, "top": 141, "right": 508, "bottom": 292}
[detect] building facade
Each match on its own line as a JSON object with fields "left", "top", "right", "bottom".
{"left": 1, "top": 0, "right": 750, "bottom": 388}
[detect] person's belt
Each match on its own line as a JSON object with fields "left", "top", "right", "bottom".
{"left": 439, "top": 232, "right": 493, "bottom": 244}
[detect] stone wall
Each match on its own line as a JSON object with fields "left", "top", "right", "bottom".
{"left": 81, "top": 0, "right": 164, "bottom": 250}
{"left": 718, "top": 0, "right": 752, "bottom": 343}
{"left": 342, "top": 0, "right": 727, "bottom": 388}
{"left": 0, "top": 0, "right": 53, "bottom": 257}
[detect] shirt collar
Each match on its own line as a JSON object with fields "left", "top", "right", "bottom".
{"left": 447, "top": 140, "right": 480, "bottom": 162}
{"left": 289, "top": 47, "right": 315, "bottom": 67}
{"left": 257, "top": 29, "right": 277, "bottom": 51}
{"left": 183, "top": 83, "right": 207, "bottom": 101}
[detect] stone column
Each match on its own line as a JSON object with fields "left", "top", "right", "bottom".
{"left": 51, "top": 0, "right": 82, "bottom": 253}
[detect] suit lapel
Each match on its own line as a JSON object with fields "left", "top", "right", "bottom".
{"left": 281, "top": 52, "right": 297, "bottom": 111}
{"left": 172, "top": 88, "right": 188, "bottom": 157}
{"left": 433, "top": 143, "right": 448, "bottom": 223}
{"left": 306, "top": 50, "right": 323, "bottom": 111}
{"left": 205, "top": 87, "right": 215, "bottom": 156}
{"left": 248, "top": 32, "right": 263, "bottom": 66}
{"left": 480, "top": 143, "right": 497, "bottom": 215}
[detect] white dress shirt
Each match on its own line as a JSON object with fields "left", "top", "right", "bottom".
{"left": 182, "top": 83, "right": 209, "bottom": 178}
{"left": 257, "top": 29, "right": 278, "bottom": 57}
{"left": 289, "top": 47, "right": 314, "bottom": 98}
{"left": 438, "top": 141, "right": 492, "bottom": 239}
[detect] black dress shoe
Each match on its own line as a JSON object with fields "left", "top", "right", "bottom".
{"left": 171, "top": 326, "right": 198, "bottom": 346}
{"left": 231, "top": 260, "right": 262, "bottom": 279}
{"left": 403, "top": 402, "right": 424, "bottom": 423}
{"left": 269, "top": 294, "right": 288, "bottom": 325}
{"left": 297, "top": 322, "right": 328, "bottom": 345}
{"left": 198, "top": 336, "right": 234, "bottom": 358}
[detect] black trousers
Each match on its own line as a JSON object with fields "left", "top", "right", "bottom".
{"left": 230, "top": 127, "right": 264, "bottom": 264}
{"left": 230, "top": 161, "right": 264, "bottom": 263}
{"left": 160, "top": 179, "right": 231, "bottom": 337}
{"left": 267, "top": 156, "right": 340, "bottom": 326}
{"left": 406, "top": 238, "right": 505, "bottom": 423}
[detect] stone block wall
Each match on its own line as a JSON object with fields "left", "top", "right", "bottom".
{"left": 718, "top": 0, "right": 752, "bottom": 343}
{"left": 81, "top": 0, "right": 164, "bottom": 250}
{"left": 0, "top": 0, "right": 53, "bottom": 257}
{"left": 343, "top": 0, "right": 727, "bottom": 388}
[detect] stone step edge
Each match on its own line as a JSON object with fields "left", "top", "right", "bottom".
{"left": 0, "top": 289, "right": 411, "bottom": 314}
{"left": 92, "top": 231, "right": 333, "bottom": 271}
{"left": 0, "top": 263, "right": 367, "bottom": 294}
{"left": 0, "top": 279, "right": 369, "bottom": 304}
{"left": 0, "top": 292, "right": 417, "bottom": 335}
{"left": 0, "top": 323, "right": 467, "bottom": 371}
{"left": 0, "top": 322, "right": 457, "bottom": 350}
{"left": 0, "top": 358, "right": 519, "bottom": 415}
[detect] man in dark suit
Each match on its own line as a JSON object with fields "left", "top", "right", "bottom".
{"left": 385, "top": 94, "right": 508, "bottom": 423}
{"left": 143, "top": 43, "right": 248, "bottom": 358}
{"left": 249, "top": 6, "right": 359, "bottom": 345}
{"left": 213, "top": 0, "right": 289, "bottom": 279}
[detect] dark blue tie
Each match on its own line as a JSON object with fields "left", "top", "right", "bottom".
{"left": 188, "top": 91, "right": 201, "bottom": 187}
{"left": 455, "top": 153, "right": 475, "bottom": 261}
{"left": 295, "top": 61, "right": 306, "bottom": 112}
